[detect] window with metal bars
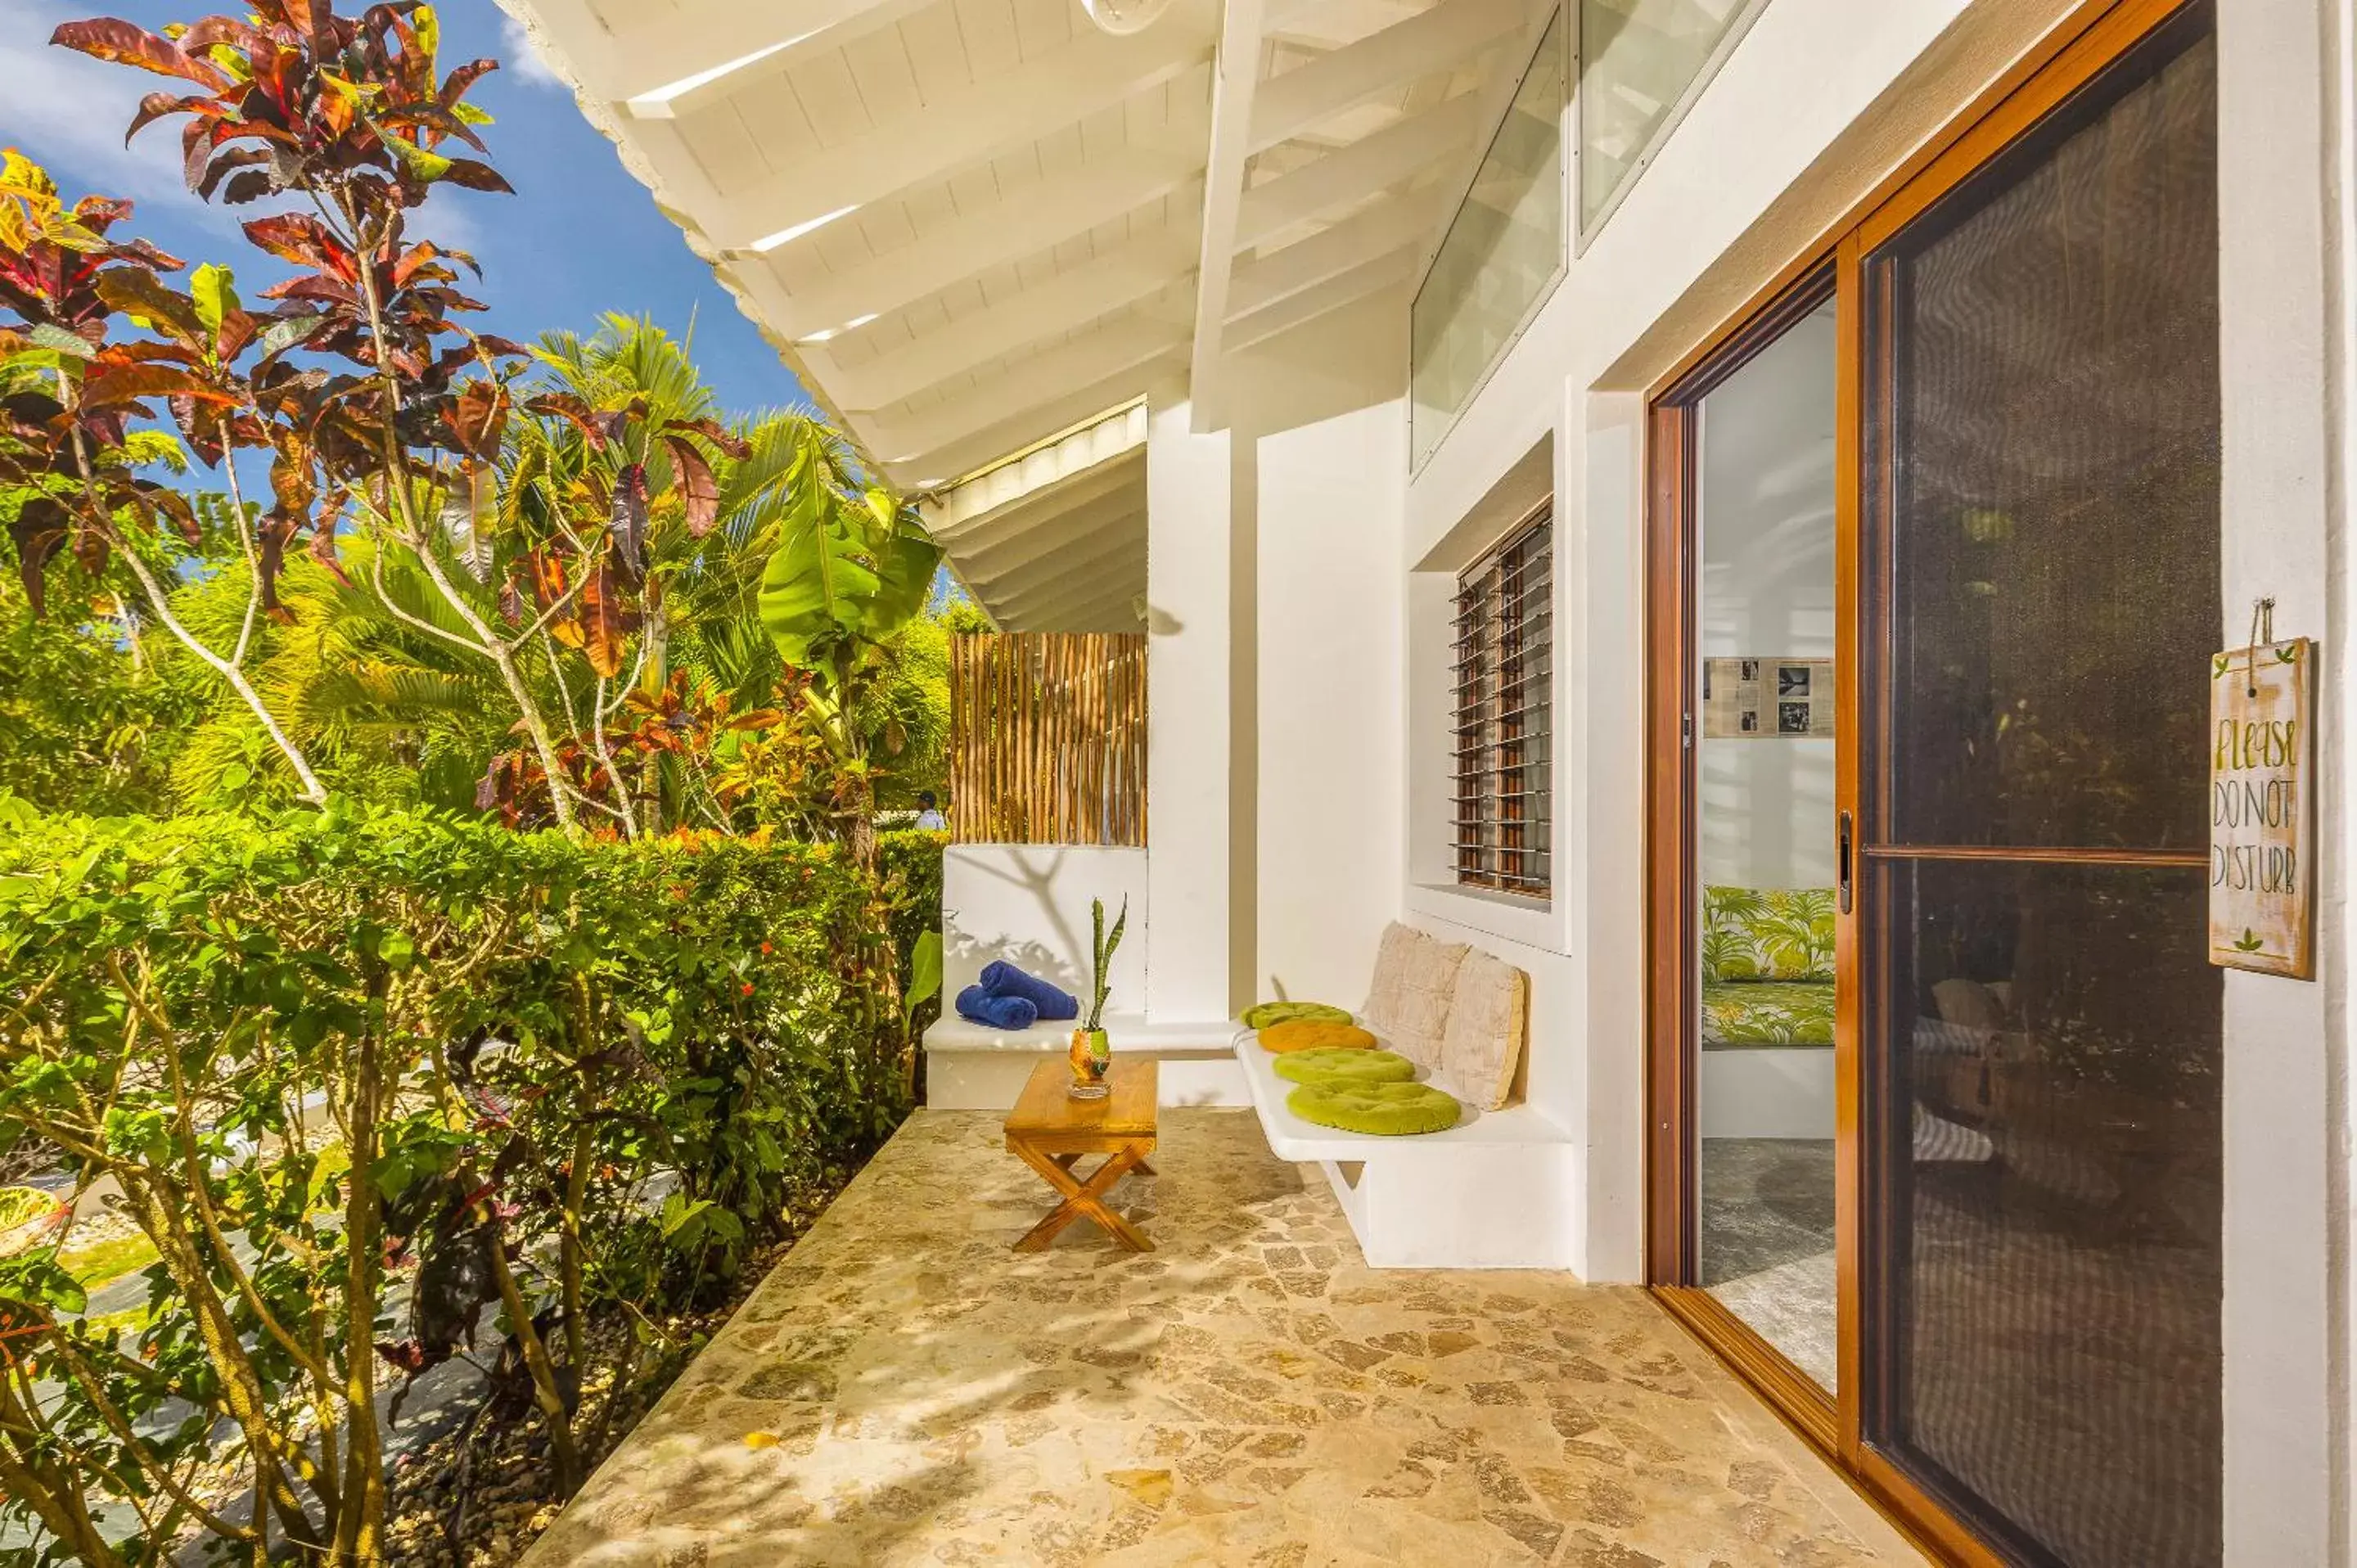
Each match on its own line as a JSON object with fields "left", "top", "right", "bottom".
{"left": 1453, "top": 507, "right": 1553, "bottom": 898}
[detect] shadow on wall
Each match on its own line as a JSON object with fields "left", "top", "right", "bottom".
{"left": 940, "top": 845, "right": 1150, "bottom": 1005}
{"left": 943, "top": 931, "right": 1076, "bottom": 997}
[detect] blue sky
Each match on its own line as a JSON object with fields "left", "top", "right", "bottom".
{"left": 0, "top": 0, "right": 812, "bottom": 417}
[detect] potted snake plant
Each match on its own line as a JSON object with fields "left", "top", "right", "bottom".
{"left": 1066, "top": 896, "right": 1127, "bottom": 1099}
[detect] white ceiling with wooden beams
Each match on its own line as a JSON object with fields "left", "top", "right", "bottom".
{"left": 500, "top": 0, "right": 1551, "bottom": 625}
{"left": 502, "top": 0, "right": 1550, "bottom": 470}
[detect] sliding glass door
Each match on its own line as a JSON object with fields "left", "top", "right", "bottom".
{"left": 1647, "top": 3, "right": 2224, "bottom": 1560}
{"left": 1855, "top": 5, "right": 2221, "bottom": 1562}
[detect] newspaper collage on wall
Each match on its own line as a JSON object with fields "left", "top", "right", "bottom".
{"left": 1702, "top": 658, "right": 1834, "bottom": 739}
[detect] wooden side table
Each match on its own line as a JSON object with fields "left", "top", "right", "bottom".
{"left": 1003, "top": 1057, "right": 1158, "bottom": 1252}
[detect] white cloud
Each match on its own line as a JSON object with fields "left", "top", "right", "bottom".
{"left": 499, "top": 13, "right": 565, "bottom": 89}
{"left": 0, "top": 1, "right": 232, "bottom": 229}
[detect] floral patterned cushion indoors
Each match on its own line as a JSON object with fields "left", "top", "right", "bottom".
{"left": 1700, "top": 886, "right": 1836, "bottom": 983}
{"left": 1698, "top": 887, "right": 1836, "bottom": 1048}
{"left": 1701, "top": 980, "right": 1836, "bottom": 1047}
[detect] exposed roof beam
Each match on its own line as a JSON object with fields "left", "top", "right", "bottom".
{"left": 819, "top": 238, "right": 1197, "bottom": 412}
{"left": 886, "top": 360, "right": 1181, "bottom": 487}
{"left": 935, "top": 460, "right": 1147, "bottom": 556}
{"left": 999, "top": 577, "right": 1146, "bottom": 633}
{"left": 762, "top": 154, "right": 1206, "bottom": 341}
{"left": 1246, "top": 0, "right": 1526, "bottom": 153}
{"left": 706, "top": 13, "right": 1215, "bottom": 254}
{"left": 868, "top": 318, "right": 1189, "bottom": 466}
{"left": 961, "top": 489, "right": 1147, "bottom": 582}
{"left": 1006, "top": 565, "right": 1151, "bottom": 631}
{"left": 990, "top": 527, "right": 1151, "bottom": 620}
{"left": 1224, "top": 249, "right": 1415, "bottom": 353}
{"left": 1185, "top": 0, "right": 1269, "bottom": 434}
{"left": 1234, "top": 89, "right": 1484, "bottom": 249}
{"left": 1226, "top": 193, "right": 1430, "bottom": 318}
{"left": 615, "top": 0, "right": 943, "bottom": 119}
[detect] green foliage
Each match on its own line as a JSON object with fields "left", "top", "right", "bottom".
{"left": 0, "top": 597, "right": 205, "bottom": 815}
{"left": 0, "top": 806, "right": 944, "bottom": 1564}
{"left": 757, "top": 480, "right": 941, "bottom": 696}
{"left": 878, "top": 827, "right": 949, "bottom": 1039}
{"left": 1086, "top": 895, "right": 1128, "bottom": 1032}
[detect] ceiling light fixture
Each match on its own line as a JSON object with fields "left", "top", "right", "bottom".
{"left": 1082, "top": 0, "right": 1174, "bottom": 34}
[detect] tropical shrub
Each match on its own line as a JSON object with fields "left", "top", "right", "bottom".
{"left": 0, "top": 807, "right": 940, "bottom": 1564}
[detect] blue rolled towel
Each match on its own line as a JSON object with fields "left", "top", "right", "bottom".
{"left": 956, "top": 985, "right": 1038, "bottom": 1031}
{"left": 980, "top": 960, "right": 1079, "bottom": 1021}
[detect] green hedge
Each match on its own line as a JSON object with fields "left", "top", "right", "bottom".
{"left": 0, "top": 806, "right": 943, "bottom": 1564}
{"left": 878, "top": 826, "right": 948, "bottom": 1039}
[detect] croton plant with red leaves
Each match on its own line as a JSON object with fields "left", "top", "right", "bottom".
{"left": 1, "top": 1, "right": 752, "bottom": 831}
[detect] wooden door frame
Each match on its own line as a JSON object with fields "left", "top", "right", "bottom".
{"left": 1639, "top": 0, "right": 2211, "bottom": 1561}
{"left": 1642, "top": 259, "right": 1841, "bottom": 1460}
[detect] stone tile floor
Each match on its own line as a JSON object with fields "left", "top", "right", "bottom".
{"left": 523, "top": 1109, "right": 1924, "bottom": 1567}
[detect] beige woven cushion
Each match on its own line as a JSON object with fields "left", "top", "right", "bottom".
{"left": 1359, "top": 922, "right": 1430, "bottom": 1037}
{"left": 1388, "top": 933, "right": 1469, "bottom": 1073}
{"left": 1439, "top": 950, "right": 1529, "bottom": 1111}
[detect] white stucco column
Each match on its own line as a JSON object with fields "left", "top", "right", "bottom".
{"left": 1144, "top": 400, "right": 1234, "bottom": 1022}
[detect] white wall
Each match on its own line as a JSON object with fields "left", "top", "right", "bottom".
{"left": 1392, "top": 0, "right": 2073, "bottom": 1284}
{"left": 1254, "top": 399, "right": 1408, "bottom": 1008}
{"left": 1697, "top": 301, "right": 1837, "bottom": 892}
{"left": 940, "top": 845, "right": 1148, "bottom": 1012}
{"left": 1144, "top": 402, "right": 1234, "bottom": 1024}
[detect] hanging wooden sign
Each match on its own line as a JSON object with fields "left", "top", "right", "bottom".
{"left": 2209, "top": 636, "right": 2316, "bottom": 978}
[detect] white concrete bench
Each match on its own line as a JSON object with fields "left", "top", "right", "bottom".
{"left": 1228, "top": 921, "right": 1576, "bottom": 1270}
{"left": 1230, "top": 1039, "right": 1576, "bottom": 1268}
{"left": 922, "top": 1013, "right": 1246, "bottom": 1109}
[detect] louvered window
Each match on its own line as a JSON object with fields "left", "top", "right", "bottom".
{"left": 1453, "top": 507, "right": 1553, "bottom": 898}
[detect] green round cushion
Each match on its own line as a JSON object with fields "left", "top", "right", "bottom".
{"left": 1242, "top": 1000, "right": 1353, "bottom": 1030}
{"left": 1273, "top": 1048, "right": 1416, "bottom": 1087}
{"left": 1287, "top": 1080, "right": 1461, "bottom": 1136}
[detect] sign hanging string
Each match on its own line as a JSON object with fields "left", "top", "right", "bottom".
{"left": 2247, "top": 597, "right": 2276, "bottom": 698}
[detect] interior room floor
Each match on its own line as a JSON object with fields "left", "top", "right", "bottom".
{"left": 1701, "top": 1138, "right": 1838, "bottom": 1390}
{"left": 524, "top": 1111, "right": 1918, "bottom": 1566}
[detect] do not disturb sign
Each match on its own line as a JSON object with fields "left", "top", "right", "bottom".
{"left": 2209, "top": 637, "right": 2316, "bottom": 978}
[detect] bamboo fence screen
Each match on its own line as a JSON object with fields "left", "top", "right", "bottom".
{"left": 948, "top": 632, "right": 1148, "bottom": 845}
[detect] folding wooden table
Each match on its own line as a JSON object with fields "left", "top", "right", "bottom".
{"left": 1003, "top": 1057, "right": 1157, "bottom": 1252}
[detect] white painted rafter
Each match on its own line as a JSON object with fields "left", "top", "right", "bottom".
{"left": 935, "top": 459, "right": 1147, "bottom": 557}
{"left": 762, "top": 155, "right": 1206, "bottom": 341}
{"left": 1246, "top": 0, "right": 1525, "bottom": 153}
{"left": 1186, "top": 0, "right": 1269, "bottom": 434}
{"left": 818, "top": 238, "right": 1198, "bottom": 412}
{"left": 992, "top": 528, "right": 1151, "bottom": 621}
{"left": 616, "top": 0, "right": 942, "bottom": 120}
{"left": 867, "top": 318, "right": 1190, "bottom": 466}
{"left": 1224, "top": 247, "right": 1416, "bottom": 352}
{"left": 1225, "top": 192, "right": 1427, "bottom": 318}
{"left": 960, "top": 495, "right": 1146, "bottom": 586}
{"left": 707, "top": 14, "right": 1216, "bottom": 254}
{"left": 1233, "top": 88, "right": 1485, "bottom": 248}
